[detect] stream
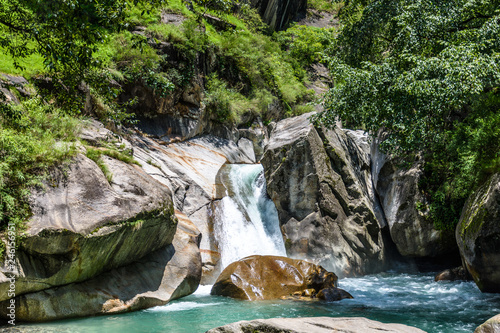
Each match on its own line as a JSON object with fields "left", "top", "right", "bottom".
{"left": 7, "top": 164, "right": 500, "bottom": 332}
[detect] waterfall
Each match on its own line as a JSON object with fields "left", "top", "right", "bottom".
{"left": 214, "top": 164, "right": 286, "bottom": 269}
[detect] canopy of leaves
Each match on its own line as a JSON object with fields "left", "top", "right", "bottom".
{"left": 317, "top": 0, "right": 500, "bottom": 229}
{"left": 0, "top": 0, "right": 162, "bottom": 74}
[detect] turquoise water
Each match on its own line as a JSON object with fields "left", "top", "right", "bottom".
{"left": 8, "top": 272, "right": 500, "bottom": 333}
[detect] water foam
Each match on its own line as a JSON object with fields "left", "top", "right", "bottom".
{"left": 214, "top": 164, "right": 286, "bottom": 268}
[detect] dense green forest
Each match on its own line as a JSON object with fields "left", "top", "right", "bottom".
{"left": 317, "top": 0, "right": 500, "bottom": 230}
{"left": 0, "top": 0, "right": 499, "bottom": 247}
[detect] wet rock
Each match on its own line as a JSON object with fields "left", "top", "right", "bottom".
{"left": 475, "top": 314, "right": 500, "bottom": 333}
{"left": 456, "top": 173, "right": 500, "bottom": 293}
{"left": 0, "top": 212, "right": 201, "bottom": 322}
{"left": 261, "top": 113, "right": 387, "bottom": 277}
{"left": 206, "top": 317, "right": 427, "bottom": 333}
{"left": 210, "top": 255, "right": 345, "bottom": 301}
{"left": 316, "top": 287, "right": 353, "bottom": 301}
{"left": 435, "top": 267, "right": 471, "bottom": 282}
{"left": 372, "top": 140, "right": 457, "bottom": 258}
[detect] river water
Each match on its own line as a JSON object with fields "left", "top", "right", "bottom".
{"left": 6, "top": 165, "right": 500, "bottom": 332}
{"left": 12, "top": 273, "right": 500, "bottom": 332}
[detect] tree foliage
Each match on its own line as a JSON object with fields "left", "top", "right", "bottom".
{"left": 317, "top": 0, "right": 500, "bottom": 228}
{"left": 0, "top": 0, "right": 162, "bottom": 74}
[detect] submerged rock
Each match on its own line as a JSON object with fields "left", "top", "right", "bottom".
{"left": 206, "top": 317, "right": 427, "bottom": 333}
{"left": 316, "top": 287, "right": 353, "bottom": 301}
{"left": 456, "top": 173, "right": 500, "bottom": 293}
{"left": 475, "top": 314, "right": 500, "bottom": 333}
{"left": 261, "top": 113, "right": 387, "bottom": 277}
{"left": 210, "top": 255, "right": 350, "bottom": 301}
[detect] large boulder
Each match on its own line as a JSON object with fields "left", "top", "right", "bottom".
{"left": 371, "top": 140, "right": 456, "bottom": 258}
{"left": 475, "top": 314, "right": 500, "bottom": 333}
{"left": 210, "top": 255, "right": 351, "bottom": 301}
{"left": 261, "top": 113, "right": 387, "bottom": 277}
{"left": 0, "top": 211, "right": 202, "bottom": 321}
{"left": 456, "top": 173, "right": 500, "bottom": 293}
{"left": 206, "top": 317, "right": 427, "bottom": 333}
{"left": 250, "top": 0, "right": 306, "bottom": 30}
{"left": 0, "top": 150, "right": 177, "bottom": 301}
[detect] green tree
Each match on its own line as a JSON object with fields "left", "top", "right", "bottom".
{"left": 0, "top": 0, "right": 162, "bottom": 73}
{"left": 317, "top": 0, "right": 500, "bottom": 229}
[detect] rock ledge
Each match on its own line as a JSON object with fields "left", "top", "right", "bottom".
{"left": 206, "top": 317, "right": 427, "bottom": 333}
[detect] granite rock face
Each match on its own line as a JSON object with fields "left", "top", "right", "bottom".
{"left": 371, "top": 143, "right": 456, "bottom": 258}
{"left": 250, "top": 0, "right": 307, "bottom": 31}
{"left": 0, "top": 150, "right": 177, "bottom": 301}
{"left": 0, "top": 211, "right": 201, "bottom": 321}
{"left": 456, "top": 173, "right": 500, "bottom": 293}
{"left": 261, "top": 113, "right": 387, "bottom": 277}
{"left": 206, "top": 317, "right": 427, "bottom": 333}
{"left": 130, "top": 132, "right": 255, "bottom": 284}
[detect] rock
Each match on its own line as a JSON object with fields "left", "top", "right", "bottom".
{"left": 130, "top": 133, "right": 254, "bottom": 284}
{"left": 372, "top": 140, "right": 456, "bottom": 258}
{"left": 0, "top": 211, "right": 202, "bottom": 321}
{"left": 210, "top": 255, "right": 346, "bottom": 301}
{"left": 475, "top": 314, "right": 500, "bottom": 333}
{"left": 456, "top": 173, "right": 500, "bottom": 293}
{"left": 435, "top": 266, "right": 471, "bottom": 282}
{"left": 206, "top": 317, "right": 427, "bottom": 333}
{"left": 0, "top": 151, "right": 177, "bottom": 301}
{"left": 0, "top": 74, "right": 31, "bottom": 104}
{"left": 238, "top": 123, "right": 268, "bottom": 161}
{"left": 316, "top": 287, "right": 353, "bottom": 301}
{"left": 250, "top": 0, "right": 306, "bottom": 30}
{"left": 123, "top": 75, "right": 208, "bottom": 142}
{"left": 261, "top": 113, "right": 387, "bottom": 277}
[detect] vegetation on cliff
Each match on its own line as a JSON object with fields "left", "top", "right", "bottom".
{"left": 0, "top": 0, "right": 331, "bottom": 240}
{"left": 317, "top": 0, "right": 500, "bottom": 230}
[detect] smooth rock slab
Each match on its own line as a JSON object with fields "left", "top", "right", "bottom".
{"left": 0, "top": 211, "right": 201, "bottom": 322}
{"left": 0, "top": 151, "right": 177, "bottom": 301}
{"left": 206, "top": 317, "right": 427, "bottom": 333}
{"left": 475, "top": 313, "right": 500, "bottom": 333}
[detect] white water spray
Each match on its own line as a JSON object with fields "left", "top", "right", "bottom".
{"left": 214, "top": 164, "right": 286, "bottom": 269}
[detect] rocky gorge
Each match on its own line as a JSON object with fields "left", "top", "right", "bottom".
{"left": 1, "top": 95, "right": 499, "bottom": 328}
{"left": 0, "top": 0, "right": 499, "bottom": 331}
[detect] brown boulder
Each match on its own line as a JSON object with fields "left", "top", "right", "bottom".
{"left": 434, "top": 267, "right": 471, "bottom": 282}
{"left": 316, "top": 287, "right": 353, "bottom": 301}
{"left": 211, "top": 255, "right": 350, "bottom": 301}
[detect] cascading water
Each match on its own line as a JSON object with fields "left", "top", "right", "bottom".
{"left": 213, "top": 164, "right": 286, "bottom": 268}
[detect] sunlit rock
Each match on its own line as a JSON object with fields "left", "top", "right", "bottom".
{"left": 210, "top": 255, "right": 350, "bottom": 301}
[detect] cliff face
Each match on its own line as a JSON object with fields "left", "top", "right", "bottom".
{"left": 261, "top": 113, "right": 388, "bottom": 277}
{"left": 456, "top": 173, "right": 500, "bottom": 293}
{"left": 250, "top": 0, "right": 307, "bottom": 30}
